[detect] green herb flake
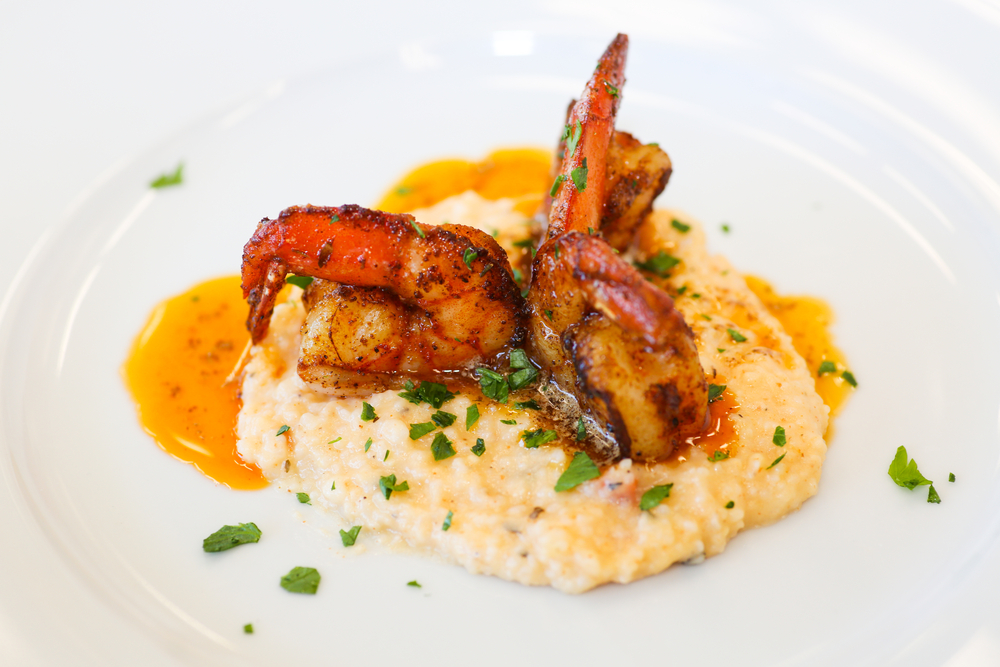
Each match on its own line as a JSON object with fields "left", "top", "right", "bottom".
{"left": 522, "top": 429, "right": 557, "bottom": 449}
{"left": 462, "top": 247, "right": 478, "bottom": 270}
{"left": 431, "top": 410, "right": 457, "bottom": 428}
{"left": 515, "top": 399, "right": 541, "bottom": 410}
{"left": 286, "top": 275, "right": 314, "bottom": 289}
{"left": 364, "top": 437, "right": 373, "bottom": 452}
{"left": 513, "top": 268, "right": 524, "bottom": 283}
{"left": 700, "top": 314, "right": 712, "bottom": 321}
{"left": 512, "top": 238, "right": 535, "bottom": 249}
{"left": 817, "top": 360, "right": 837, "bottom": 376}
{"left": 466, "top": 405, "right": 480, "bottom": 430}
{"left": 671, "top": 219, "right": 691, "bottom": 233}
{"left": 708, "top": 450, "right": 730, "bottom": 462}
{"left": 767, "top": 454, "right": 786, "bottom": 469}
{"left": 676, "top": 285, "right": 688, "bottom": 295}
{"left": 395, "top": 186, "right": 413, "bottom": 196}
{"left": 379, "top": 474, "right": 409, "bottom": 500}
{"left": 328, "top": 437, "right": 342, "bottom": 444}
{"left": 633, "top": 250, "right": 681, "bottom": 278}
{"left": 928, "top": 485, "right": 941, "bottom": 504}
{"left": 331, "top": 481, "right": 336, "bottom": 490}
{"left": 508, "top": 366, "right": 539, "bottom": 391}
{"left": 570, "top": 157, "right": 589, "bottom": 191}
{"left": 202, "top": 523, "right": 262, "bottom": 552}
{"left": 544, "top": 309, "right": 554, "bottom": 321}
{"left": 564, "top": 120, "right": 582, "bottom": 156}
{"left": 407, "top": 580, "right": 422, "bottom": 588}
{"left": 471, "top": 438, "right": 486, "bottom": 456}
{"left": 339, "top": 525, "right": 362, "bottom": 547}
{"left": 509, "top": 348, "right": 531, "bottom": 369}
{"left": 949, "top": 472, "right": 956, "bottom": 482}
{"left": 772, "top": 426, "right": 786, "bottom": 446}
{"left": 329, "top": 214, "right": 340, "bottom": 224}
{"left": 721, "top": 223, "right": 731, "bottom": 233}
{"left": 576, "top": 417, "right": 586, "bottom": 442}
{"left": 408, "top": 422, "right": 437, "bottom": 440}
{"left": 841, "top": 370, "right": 858, "bottom": 387}
{"left": 708, "top": 384, "right": 727, "bottom": 403}
{"left": 639, "top": 483, "right": 674, "bottom": 511}
{"left": 555, "top": 451, "right": 600, "bottom": 492}
{"left": 399, "top": 381, "right": 456, "bottom": 408}
{"left": 383, "top": 450, "right": 390, "bottom": 462}
{"left": 409, "top": 220, "right": 426, "bottom": 239}
{"left": 727, "top": 328, "right": 748, "bottom": 343}
{"left": 431, "top": 432, "right": 457, "bottom": 461}
{"left": 501, "top": 419, "right": 517, "bottom": 425}
{"left": 275, "top": 425, "right": 290, "bottom": 437}
{"left": 725, "top": 500, "right": 735, "bottom": 509}
{"left": 717, "top": 348, "right": 726, "bottom": 353}
{"left": 549, "top": 174, "right": 566, "bottom": 197}
{"left": 243, "top": 623, "right": 254, "bottom": 634}
{"left": 603, "top": 80, "right": 619, "bottom": 97}
{"left": 280, "top": 566, "right": 320, "bottom": 594}
{"left": 888, "top": 446, "right": 933, "bottom": 490}
{"left": 476, "top": 367, "right": 509, "bottom": 404}
{"left": 360, "top": 402, "right": 378, "bottom": 422}
{"left": 150, "top": 163, "right": 184, "bottom": 189}
{"left": 442, "top": 510, "right": 453, "bottom": 531}
{"left": 297, "top": 492, "right": 311, "bottom": 505}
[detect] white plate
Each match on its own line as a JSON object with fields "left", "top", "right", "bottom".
{"left": 4, "top": 26, "right": 1000, "bottom": 667}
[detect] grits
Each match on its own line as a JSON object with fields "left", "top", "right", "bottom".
{"left": 236, "top": 191, "right": 828, "bottom": 593}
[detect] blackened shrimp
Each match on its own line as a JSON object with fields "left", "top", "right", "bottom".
{"left": 242, "top": 204, "right": 525, "bottom": 393}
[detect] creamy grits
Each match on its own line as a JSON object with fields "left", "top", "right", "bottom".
{"left": 236, "top": 192, "right": 828, "bottom": 593}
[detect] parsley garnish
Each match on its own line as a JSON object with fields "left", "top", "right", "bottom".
{"left": 501, "top": 419, "right": 517, "bottom": 425}
{"left": 244, "top": 623, "right": 254, "bottom": 634}
{"left": 202, "top": 523, "right": 262, "bottom": 552}
{"left": 570, "top": 157, "right": 589, "bottom": 191}
{"left": 329, "top": 214, "right": 339, "bottom": 224}
{"left": 671, "top": 219, "right": 691, "bottom": 233}
{"left": 297, "top": 492, "right": 311, "bottom": 505}
{"left": 509, "top": 348, "right": 530, "bottom": 369}
{"left": 544, "top": 309, "right": 553, "bottom": 320}
{"left": 727, "top": 328, "right": 747, "bottom": 342}
{"left": 431, "top": 410, "right": 457, "bottom": 428}
{"left": 576, "top": 417, "right": 586, "bottom": 441}
{"left": 408, "top": 422, "right": 437, "bottom": 440}
{"left": 708, "top": 450, "right": 730, "bottom": 462}
{"left": 383, "top": 450, "right": 390, "bottom": 462}
{"left": 286, "top": 275, "right": 314, "bottom": 289}
{"left": 772, "top": 426, "right": 786, "bottom": 446}
{"left": 634, "top": 250, "right": 680, "bottom": 277}
{"left": 949, "top": 472, "right": 956, "bottom": 482}
{"left": 549, "top": 174, "right": 566, "bottom": 197}
{"left": 280, "top": 566, "right": 320, "bottom": 594}
{"left": 887, "top": 446, "right": 932, "bottom": 490}
{"left": 603, "top": 80, "right": 619, "bottom": 97}
{"left": 442, "top": 510, "right": 453, "bottom": 531}
{"left": 150, "top": 163, "right": 184, "bottom": 189}
{"left": 471, "top": 438, "right": 486, "bottom": 456}
{"left": 399, "top": 380, "right": 455, "bottom": 408}
{"left": 409, "top": 220, "right": 425, "bottom": 239}
{"left": 725, "top": 500, "right": 735, "bottom": 509}
{"left": 554, "top": 451, "right": 600, "bottom": 492}
{"left": 364, "top": 437, "right": 372, "bottom": 452}
{"left": 379, "top": 474, "right": 409, "bottom": 500}
{"left": 515, "top": 399, "right": 540, "bottom": 410}
{"left": 466, "top": 405, "right": 479, "bottom": 430}
{"left": 331, "top": 481, "right": 336, "bottom": 490}
{"left": 508, "top": 367, "right": 539, "bottom": 391}
{"left": 512, "top": 238, "right": 535, "bottom": 250}
{"left": 275, "top": 425, "right": 290, "bottom": 437}
{"left": 339, "top": 525, "right": 362, "bottom": 547}
{"left": 928, "top": 485, "right": 941, "bottom": 504}
{"left": 640, "top": 484, "right": 674, "bottom": 511}
{"left": 721, "top": 223, "right": 731, "bottom": 233}
{"left": 708, "top": 384, "right": 726, "bottom": 403}
{"left": 563, "top": 120, "right": 582, "bottom": 156}
{"left": 360, "top": 402, "right": 378, "bottom": 422}
{"left": 476, "top": 367, "right": 509, "bottom": 403}
{"left": 522, "top": 429, "right": 557, "bottom": 449}
{"left": 817, "top": 360, "right": 836, "bottom": 376}
{"left": 767, "top": 454, "right": 785, "bottom": 469}
{"left": 407, "top": 580, "right": 421, "bottom": 588}
{"left": 462, "top": 247, "right": 478, "bottom": 270}
{"left": 328, "top": 437, "right": 342, "bottom": 444}
{"left": 841, "top": 371, "right": 858, "bottom": 387}
{"left": 431, "top": 432, "right": 456, "bottom": 461}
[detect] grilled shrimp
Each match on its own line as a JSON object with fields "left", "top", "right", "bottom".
{"left": 527, "top": 34, "right": 708, "bottom": 460}
{"left": 242, "top": 204, "right": 525, "bottom": 394}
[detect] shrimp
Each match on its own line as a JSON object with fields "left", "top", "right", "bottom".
{"left": 242, "top": 204, "right": 525, "bottom": 393}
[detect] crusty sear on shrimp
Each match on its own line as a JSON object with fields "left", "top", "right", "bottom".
{"left": 527, "top": 33, "right": 708, "bottom": 461}
{"left": 242, "top": 204, "right": 525, "bottom": 394}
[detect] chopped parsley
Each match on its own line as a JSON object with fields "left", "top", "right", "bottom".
{"left": 150, "top": 163, "right": 184, "bottom": 189}
{"left": 286, "top": 275, "right": 314, "bottom": 289}
{"left": 727, "top": 328, "right": 747, "bottom": 343}
{"left": 431, "top": 432, "right": 456, "bottom": 461}
{"left": 500, "top": 419, "right": 517, "bottom": 425}
{"left": 639, "top": 483, "right": 674, "bottom": 511}
{"left": 549, "top": 174, "right": 566, "bottom": 197}
{"left": 275, "top": 425, "right": 290, "bottom": 437}
{"left": 512, "top": 238, "right": 535, "bottom": 250}
{"left": 767, "top": 454, "right": 785, "bottom": 469}
{"left": 383, "top": 450, "right": 390, "bottom": 462}
{"left": 297, "top": 492, "right": 311, "bottom": 505}
{"left": 817, "top": 360, "right": 837, "bottom": 376}
{"left": 329, "top": 214, "right": 340, "bottom": 224}
{"left": 360, "top": 402, "right": 378, "bottom": 422}
{"left": 554, "top": 451, "right": 600, "bottom": 492}
{"left": 949, "top": 473, "right": 956, "bottom": 482}
{"left": 522, "top": 429, "right": 557, "bottom": 449}
{"left": 408, "top": 422, "right": 437, "bottom": 440}
{"left": 508, "top": 367, "right": 539, "bottom": 391}
{"left": 466, "top": 405, "right": 480, "bottom": 430}
{"left": 772, "top": 426, "right": 786, "bottom": 446}
{"left": 442, "top": 510, "right": 453, "bottom": 531}
{"left": 570, "top": 157, "right": 589, "bottom": 191}
{"left": 509, "top": 348, "right": 531, "bottom": 369}
{"left": 243, "top": 623, "right": 253, "bottom": 634}
{"left": 708, "top": 384, "right": 727, "bottom": 403}
{"left": 331, "top": 481, "right": 336, "bottom": 490}
{"left": 409, "top": 220, "right": 425, "bottom": 238}
{"left": 928, "top": 485, "right": 941, "bottom": 504}
{"left": 671, "top": 219, "right": 691, "bottom": 233}
{"left": 676, "top": 285, "right": 688, "bottom": 295}
{"left": 841, "top": 371, "right": 858, "bottom": 387}
{"left": 544, "top": 309, "right": 553, "bottom": 320}
{"left": 725, "top": 500, "right": 735, "bottom": 509}
{"left": 328, "top": 437, "right": 342, "bottom": 444}
{"left": 887, "top": 446, "right": 932, "bottom": 490}
{"left": 700, "top": 314, "right": 712, "bottom": 321}
{"left": 280, "top": 566, "right": 320, "bottom": 595}
{"left": 407, "top": 580, "right": 421, "bottom": 588}
{"left": 721, "top": 223, "right": 731, "bottom": 233}
{"left": 476, "top": 367, "right": 509, "bottom": 403}
{"left": 399, "top": 380, "right": 455, "bottom": 408}
{"left": 471, "top": 438, "right": 486, "bottom": 456}
{"left": 515, "top": 399, "right": 540, "bottom": 410}
{"left": 563, "top": 120, "right": 582, "bottom": 156}
{"left": 364, "top": 437, "right": 372, "bottom": 452}
{"left": 576, "top": 417, "right": 586, "bottom": 442}
{"left": 708, "top": 450, "right": 730, "bottom": 462}
{"left": 202, "top": 523, "right": 262, "bottom": 552}
{"left": 379, "top": 474, "right": 409, "bottom": 500}
{"left": 462, "top": 247, "right": 478, "bottom": 270}
{"left": 513, "top": 268, "right": 524, "bottom": 283}
{"left": 339, "top": 525, "right": 362, "bottom": 547}
{"left": 603, "top": 80, "right": 619, "bottom": 97}
{"left": 634, "top": 250, "right": 680, "bottom": 278}
{"left": 717, "top": 348, "right": 726, "bottom": 353}
{"left": 431, "top": 410, "right": 457, "bottom": 428}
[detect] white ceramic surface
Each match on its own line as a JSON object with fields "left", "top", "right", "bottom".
{"left": 5, "top": 3, "right": 1000, "bottom": 666}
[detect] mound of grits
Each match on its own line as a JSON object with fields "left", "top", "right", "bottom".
{"left": 236, "top": 191, "right": 829, "bottom": 593}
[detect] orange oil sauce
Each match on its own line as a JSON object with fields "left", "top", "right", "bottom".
{"left": 123, "top": 276, "right": 267, "bottom": 489}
